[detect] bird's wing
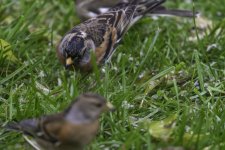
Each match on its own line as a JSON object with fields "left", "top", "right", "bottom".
{"left": 107, "top": 0, "right": 167, "bottom": 40}
{"left": 95, "top": 2, "right": 138, "bottom": 62}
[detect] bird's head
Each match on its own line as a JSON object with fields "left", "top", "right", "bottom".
{"left": 58, "top": 31, "right": 95, "bottom": 70}
{"left": 65, "top": 93, "right": 115, "bottom": 123}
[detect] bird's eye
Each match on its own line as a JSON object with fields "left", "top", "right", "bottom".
{"left": 94, "top": 103, "right": 102, "bottom": 108}
{"left": 75, "top": 37, "right": 81, "bottom": 42}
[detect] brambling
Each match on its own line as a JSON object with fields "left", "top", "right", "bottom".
{"left": 57, "top": 0, "right": 197, "bottom": 72}
{"left": 6, "top": 93, "right": 115, "bottom": 150}
{"left": 75, "top": 0, "right": 197, "bottom": 21}
{"left": 75, "top": 0, "right": 129, "bottom": 21}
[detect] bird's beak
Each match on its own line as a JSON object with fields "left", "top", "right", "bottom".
{"left": 106, "top": 102, "right": 115, "bottom": 112}
{"left": 65, "top": 57, "right": 73, "bottom": 69}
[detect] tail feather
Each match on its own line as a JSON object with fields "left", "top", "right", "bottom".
{"left": 5, "top": 119, "right": 40, "bottom": 137}
{"left": 5, "top": 122, "right": 22, "bottom": 131}
{"left": 151, "top": 6, "right": 199, "bottom": 17}
{"left": 5, "top": 122, "right": 42, "bottom": 150}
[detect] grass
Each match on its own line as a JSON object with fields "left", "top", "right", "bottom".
{"left": 0, "top": 0, "right": 225, "bottom": 149}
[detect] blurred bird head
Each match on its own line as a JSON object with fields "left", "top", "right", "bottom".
{"left": 57, "top": 31, "right": 95, "bottom": 70}
{"left": 65, "top": 93, "right": 115, "bottom": 123}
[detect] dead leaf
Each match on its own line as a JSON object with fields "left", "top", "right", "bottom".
{"left": 0, "top": 39, "right": 19, "bottom": 62}
{"left": 149, "top": 114, "right": 177, "bottom": 141}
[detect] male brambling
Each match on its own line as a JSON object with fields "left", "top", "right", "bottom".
{"left": 57, "top": 0, "right": 197, "bottom": 72}
{"left": 6, "top": 93, "right": 115, "bottom": 150}
{"left": 74, "top": 0, "right": 197, "bottom": 21}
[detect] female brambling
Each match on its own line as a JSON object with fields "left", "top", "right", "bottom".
{"left": 6, "top": 93, "right": 114, "bottom": 150}
{"left": 75, "top": 0, "right": 129, "bottom": 21}
{"left": 57, "top": 0, "right": 197, "bottom": 72}
{"left": 74, "top": 0, "right": 197, "bottom": 21}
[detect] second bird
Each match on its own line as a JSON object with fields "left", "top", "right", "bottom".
{"left": 6, "top": 93, "right": 114, "bottom": 150}
{"left": 57, "top": 0, "right": 192, "bottom": 72}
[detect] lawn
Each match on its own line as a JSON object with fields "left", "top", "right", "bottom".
{"left": 0, "top": 0, "right": 225, "bottom": 149}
